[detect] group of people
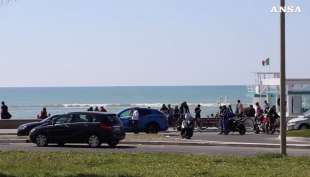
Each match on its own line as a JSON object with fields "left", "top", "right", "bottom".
{"left": 218, "top": 100, "right": 279, "bottom": 135}
{"left": 159, "top": 102, "right": 202, "bottom": 129}
{"left": 87, "top": 106, "right": 107, "bottom": 112}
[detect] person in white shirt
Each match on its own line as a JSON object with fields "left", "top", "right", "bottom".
{"left": 132, "top": 109, "right": 139, "bottom": 134}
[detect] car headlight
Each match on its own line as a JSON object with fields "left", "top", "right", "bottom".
{"left": 19, "top": 125, "right": 27, "bottom": 130}
{"left": 30, "top": 128, "right": 36, "bottom": 134}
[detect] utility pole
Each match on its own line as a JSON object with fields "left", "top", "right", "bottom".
{"left": 280, "top": 0, "right": 287, "bottom": 156}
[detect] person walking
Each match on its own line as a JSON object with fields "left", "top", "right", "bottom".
{"left": 264, "top": 100, "right": 270, "bottom": 113}
{"left": 1, "top": 101, "right": 11, "bottom": 119}
{"left": 132, "top": 109, "right": 139, "bottom": 134}
{"left": 194, "top": 104, "right": 202, "bottom": 129}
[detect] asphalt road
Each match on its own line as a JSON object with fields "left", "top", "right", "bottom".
{"left": 1, "top": 143, "right": 310, "bottom": 156}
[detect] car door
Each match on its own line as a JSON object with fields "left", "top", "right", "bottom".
{"left": 118, "top": 109, "right": 132, "bottom": 131}
{"left": 47, "top": 114, "right": 74, "bottom": 143}
{"left": 68, "top": 113, "right": 93, "bottom": 143}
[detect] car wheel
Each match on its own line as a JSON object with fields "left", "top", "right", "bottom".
{"left": 88, "top": 135, "right": 101, "bottom": 148}
{"left": 35, "top": 134, "right": 48, "bottom": 147}
{"left": 299, "top": 124, "right": 309, "bottom": 130}
{"left": 107, "top": 139, "right": 119, "bottom": 148}
{"left": 238, "top": 124, "right": 246, "bottom": 135}
{"left": 146, "top": 123, "right": 159, "bottom": 134}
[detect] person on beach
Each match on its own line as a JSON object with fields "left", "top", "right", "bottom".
{"left": 194, "top": 104, "right": 202, "bottom": 129}
{"left": 235, "top": 100, "right": 244, "bottom": 117}
{"left": 174, "top": 105, "right": 180, "bottom": 129}
{"left": 37, "top": 107, "right": 49, "bottom": 120}
{"left": 87, "top": 107, "right": 93, "bottom": 111}
{"left": 100, "top": 106, "right": 107, "bottom": 112}
{"left": 167, "top": 104, "right": 174, "bottom": 127}
{"left": 218, "top": 106, "right": 224, "bottom": 134}
{"left": 1, "top": 101, "right": 11, "bottom": 119}
{"left": 94, "top": 106, "right": 99, "bottom": 112}
{"left": 160, "top": 104, "right": 169, "bottom": 114}
{"left": 248, "top": 105, "right": 256, "bottom": 117}
{"left": 132, "top": 109, "right": 139, "bottom": 134}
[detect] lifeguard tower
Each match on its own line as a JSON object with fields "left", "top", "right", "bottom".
{"left": 248, "top": 72, "right": 310, "bottom": 117}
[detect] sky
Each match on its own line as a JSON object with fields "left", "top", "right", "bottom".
{"left": 0, "top": 0, "right": 309, "bottom": 87}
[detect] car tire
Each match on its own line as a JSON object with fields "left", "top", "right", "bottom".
{"left": 107, "top": 139, "right": 119, "bottom": 148}
{"left": 238, "top": 124, "right": 246, "bottom": 135}
{"left": 35, "top": 134, "right": 48, "bottom": 147}
{"left": 146, "top": 123, "right": 159, "bottom": 134}
{"left": 299, "top": 124, "right": 309, "bottom": 130}
{"left": 88, "top": 135, "right": 101, "bottom": 148}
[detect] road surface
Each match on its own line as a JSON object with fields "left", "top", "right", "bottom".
{"left": 1, "top": 143, "right": 310, "bottom": 156}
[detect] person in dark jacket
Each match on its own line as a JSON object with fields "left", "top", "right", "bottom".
{"left": 1, "top": 101, "right": 11, "bottom": 119}
{"left": 194, "top": 104, "right": 202, "bottom": 129}
{"left": 268, "top": 105, "right": 280, "bottom": 134}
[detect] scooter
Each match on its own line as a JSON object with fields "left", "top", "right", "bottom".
{"left": 180, "top": 113, "right": 194, "bottom": 139}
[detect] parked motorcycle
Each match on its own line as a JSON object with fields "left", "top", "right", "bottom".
{"left": 180, "top": 113, "right": 194, "bottom": 139}
{"left": 226, "top": 118, "right": 246, "bottom": 135}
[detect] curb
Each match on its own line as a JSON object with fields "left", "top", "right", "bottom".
{"left": 0, "top": 139, "right": 27, "bottom": 143}
{"left": 120, "top": 140, "right": 310, "bottom": 149}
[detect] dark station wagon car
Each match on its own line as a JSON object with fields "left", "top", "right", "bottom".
{"left": 29, "top": 112, "right": 125, "bottom": 148}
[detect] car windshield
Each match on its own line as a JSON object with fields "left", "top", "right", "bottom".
{"left": 40, "top": 115, "right": 60, "bottom": 123}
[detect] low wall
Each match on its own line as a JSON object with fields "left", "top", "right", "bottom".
{"left": 0, "top": 119, "right": 38, "bottom": 129}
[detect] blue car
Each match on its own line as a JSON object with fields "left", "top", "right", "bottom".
{"left": 118, "top": 107, "right": 168, "bottom": 133}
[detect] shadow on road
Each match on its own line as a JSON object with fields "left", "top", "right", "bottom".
{"left": 46, "top": 144, "right": 137, "bottom": 149}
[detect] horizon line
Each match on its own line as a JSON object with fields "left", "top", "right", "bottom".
{"left": 0, "top": 84, "right": 248, "bottom": 88}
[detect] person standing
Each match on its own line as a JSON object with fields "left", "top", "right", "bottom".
{"left": 167, "top": 104, "right": 174, "bottom": 127}
{"left": 1, "top": 101, "right": 11, "bottom": 119}
{"left": 194, "top": 104, "right": 202, "bottom": 129}
{"left": 174, "top": 105, "right": 180, "bottom": 129}
{"left": 264, "top": 100, "right": 270, "bottom": 113}
{"left": 132, "top": 109, "right": 139, "bottom": 134}
{"left": 235, "top": 100, "right": 244, "bottom": 117}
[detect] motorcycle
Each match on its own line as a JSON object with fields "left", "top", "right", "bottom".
{"left": 180, "top": 113, "right": 194, "bottom": 139}
{"left": 226, "top": 117, "right": 246, "bottom": 135}
{"left": 254, "top": 115, "right": 268, "bottom": 134}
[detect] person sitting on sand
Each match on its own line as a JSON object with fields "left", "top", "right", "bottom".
{"left": 37, "top": 107, "right": 49, "bottom": 120}
{"left": 100, "top": 106, "right": 107, "bottom": 112}
{"left": 87, "top": 107, "right": 94, "bottom": 111}
{"left": 94, "top": 106, "right": 99, "bottom": 112}
{"left": 1, "top": 101, "right": 12, "bottom": 119}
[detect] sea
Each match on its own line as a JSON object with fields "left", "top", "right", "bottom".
{"left": 0, "top": 86, "right": 252, "bottom": 119}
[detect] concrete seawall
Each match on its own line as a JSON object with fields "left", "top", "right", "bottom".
{"left": 0, "top": 119, "right": 38, "bottom": 129}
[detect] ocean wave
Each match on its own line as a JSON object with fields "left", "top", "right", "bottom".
{"left": 10, "top": 102, "right": 226, "bottom": 108}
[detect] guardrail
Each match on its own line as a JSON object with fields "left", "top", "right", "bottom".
{"left": 0, "top": 119, "right": 39, "bottom": 129}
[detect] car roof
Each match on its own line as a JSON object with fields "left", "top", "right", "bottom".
{"left": 67, "top": 111, "right": 116, "bottom": 116}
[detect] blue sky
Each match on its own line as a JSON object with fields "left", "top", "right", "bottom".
{"left": 0, "top": 0, "right": 309, "bottom": 86}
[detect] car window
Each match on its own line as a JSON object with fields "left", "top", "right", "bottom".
{"left": 70, "top": 114, "right": 92, "bottom": 123}
{"left": 54, "top": 115, "right": 70, "bottom": 124}
{"left": 139, "top": 109, "right": 152, "bottom": 117}
{"left": 119, "top": 110, "right": 132, "bottom": 119}
{"left": 93, "top": 114, "right": 121, "bottom": 125}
